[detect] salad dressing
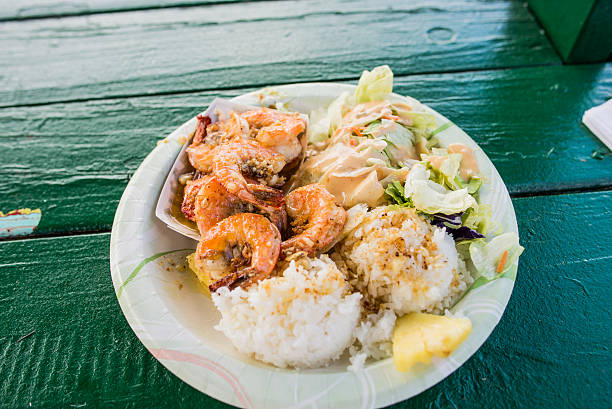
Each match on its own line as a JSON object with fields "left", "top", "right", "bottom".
{"left": 448, "top": 143, "right": 479, "bottom": 180}
{"left": 426, "top": 155, "right": 448, "bottom": 171}
{"left": 368, "top": 119, "right": 397, "bottom": 138}
{"left": 391, "top": 102, "right": 415, "bottom": 126}
{"left": 342, "top": 101, "right": 392, "bottom": 127}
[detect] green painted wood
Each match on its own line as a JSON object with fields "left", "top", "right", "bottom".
{"left": 0, "top": 0, "right": 559, "bottom": 107}
{"left": 1, "top": 64, "right": 610, "bottom": 236}
{"left": 528, "top": 0, "right": 612, "bottom": 62}
{"left": 0, "top": 191, "right": 609, "bottom": 407}
{"left": 0, "top": 0, "right": 251, "bottom": 21}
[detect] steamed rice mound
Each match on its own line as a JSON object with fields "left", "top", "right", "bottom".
{"left": 335, "top": 206, "right": 471, "bottom": 315}
{"left": 212, "top": 255, "right": 362, "bottom": 368}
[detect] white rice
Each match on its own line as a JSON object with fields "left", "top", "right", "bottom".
{"left": 348, "top": 308, "right": 396, "bottom": 371}
{"left": 335, "top": 206, "right": 471, "bottom": 316}
{"left": 212, "top": 255, "right": 362, "bottom": 368}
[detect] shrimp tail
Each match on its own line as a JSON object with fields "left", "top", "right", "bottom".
{"left": 208, "top": 266, "right": 269, "bottom": 292}
{"left": 192, "top": 115, "right": 212, "bottom": 146}
{"left": 248, "top": 183, "right": 288, "bottom": 235}
{"left": 248, "top": 183, "right": 284, "bottom": 208}
{"left": 208, "top": 271, "right": 245, "bottom": 292}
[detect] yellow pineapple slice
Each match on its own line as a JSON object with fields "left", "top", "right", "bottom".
{"left": 393, "top": 312, "right": 472, "bottom": 372}
{"left": 187, "top": 253, "right": 212, "bottom": 298}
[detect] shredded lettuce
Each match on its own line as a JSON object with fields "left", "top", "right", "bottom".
{"left": 469, "top": 233, "right": 524, "bottom": 280}
{"left": 361, "top": 119, "right": 416, "bottom": 167}
{"left": 458, "top": 175, "right": 483, "bottom": 195}
{"left": 379, "top": 121, "right": 416, "bottom": 167}
{"left": 422, "top": 151, "right": 483, "bottom": 195}
{"left": 362, "top": 120, "right": 381, "bottom": 136}
{"left": 404, "top": 164, "right": 476, "bottom": 215}
{"left": 462, "top": 204, "right": 493, "bottom": 234}
{"left": 380, "top": 120, "right": 415, "bottom": 147}
{"left": 355, "top": 65, "right": 393, "bottom": 104}
{"left": 385, "top": 181, "right": 413, "bottom": 207}
{"left": 423, "top": 152, "right": 462, "bottom": 190}
{"left": 308, "top": 107, "right": 331, "bottom": 143}
{"left": 327, "top": 91, "right": 354, "bottom": 134}
{"left": 402, "top": 112, "right": 437, "bottom": 131}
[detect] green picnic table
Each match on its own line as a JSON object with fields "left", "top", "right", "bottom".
{"left": 0, "top": 0, "right": 610, "bottom": 407}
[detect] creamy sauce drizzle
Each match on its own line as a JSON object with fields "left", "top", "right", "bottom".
{"left": 448, "top": 143, "right": 480, "bottom": 180}
{"left": 427, "top": 155, "right": 447, "bottom": 170}
{"left": 342, "top": 101, "right": 392, "bottom": 127}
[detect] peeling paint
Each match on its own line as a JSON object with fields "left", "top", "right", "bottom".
{"left": 0, "top": 208, "right": 41, "bottom": 238}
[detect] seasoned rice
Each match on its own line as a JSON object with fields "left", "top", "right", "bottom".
{"left": 335, "top": 206, "right": 471, "bottom": 316}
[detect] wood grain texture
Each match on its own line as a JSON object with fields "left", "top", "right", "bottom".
{"left": 0, "top": 191, "right": 609, "bottom": 408}
{"left": 0, "top": 0, "right": 559, "bottom": 107}
{"left": 0, "top": 0, "right": 250, "bottom": 21}
{"left": 1, "top": 64, "right": 610, "bottom": 235}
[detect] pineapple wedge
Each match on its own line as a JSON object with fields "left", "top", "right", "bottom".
{"left": 393, "top": 312, "right": 472, "bottom": 372}
{"left": 187, "top": 253, "right": 212, "bottom": 298}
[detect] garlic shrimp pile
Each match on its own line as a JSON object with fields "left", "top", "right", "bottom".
{"left": 179, "top": 107, "right": 347, "bottom": 293}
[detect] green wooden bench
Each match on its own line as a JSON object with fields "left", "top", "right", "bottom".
{"left": 0, "top": 0, "right": 610, "bottom": 407}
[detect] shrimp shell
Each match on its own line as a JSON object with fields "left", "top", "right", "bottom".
{"left": 196, "top": 213, "right": 281, "bottom": 291}
{"left": 281, "top": 183, "right": 347, "bottom": 258}
{"left": 240, "top": 108, "right": 306, "bottom": 162}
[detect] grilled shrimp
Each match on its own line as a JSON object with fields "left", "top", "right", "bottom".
{"left": 181, "top": 176, "right": 208, "bottom": 221}
{"left": 281, "top": 183, "right": 347, "bottom": 258}
{"left": 240, "top": 108, "right": 306, "bottom": 162}
{"left": 187, "top": 141, "right": 217, "bottom": 173}
{"left": 192, "top": 176, "right": 244, "bottom": 235}
{"left": 213, "top": 139, "right": 286, "bottom": 207}
{"left": 195, "top": 213, "right": 281, "bottom": 292}
{"left": 182, "top": 175, "right": 287, "bottom": 235}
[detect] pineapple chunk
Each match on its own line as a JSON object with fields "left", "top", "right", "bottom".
{"left": 187, "top": 253, "right": 212, "bottom": 298}
{"left": 393, "top": 312, "right": 472, "bottom": 372}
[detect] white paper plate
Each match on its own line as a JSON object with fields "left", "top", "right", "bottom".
{"left": 110, "top": 83, "right": 519, "bottom": 409}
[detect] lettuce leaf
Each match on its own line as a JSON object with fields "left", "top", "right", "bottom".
{"left": 462, "top": 204, "right": 493, "bottom": 234}
{"left": 385, "top": 180, "right": 413, "bottom": 207}
{"left": 402, "top": 112, "right": 437, "bottom": 131}
{"left": 328, "top": 91, "right": 354, "bottom": 134}
{"left": 457, "top": 175, "right": 483, "bottom": 195}
{"left": 469, "top": 232, "right": 524, "bottom": 280}
{"left": 404, "top": 164, "right": 476, "bottom": 215}
{"left": 378, "top": 120, "right": 416, "bottom": 167}
{"left": 355, "top": 65, "right": 393, "bottom": 103}
{"left": 422, "top": 151, "right": 483, "bottom": 195}
{"left": 308, "top": 107, "right": 332, "bottom": 143}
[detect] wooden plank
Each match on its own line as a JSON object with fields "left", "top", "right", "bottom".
{"left": 1, "top": 64, "right": 610, "bottom": 235}
{"left": 0, "top": 191, "right": 609, "bottom": 407}
{"left": 0, "top": 0, "right": 249, "bottom": 21}
{"left": 0, "top": 0, "right": 559, "bottom": 107}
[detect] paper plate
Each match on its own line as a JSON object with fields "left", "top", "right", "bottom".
{"left": 110, "top": 83, "right": 519, "bottom": 409}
